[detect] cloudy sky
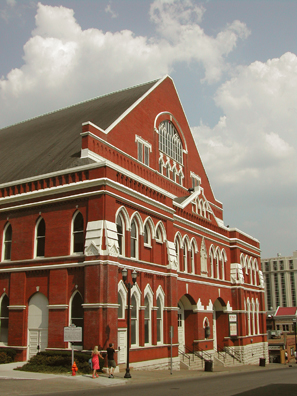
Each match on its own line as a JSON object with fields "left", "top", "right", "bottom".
{"left": 0, "top": 0, "right": 296, "bottom": 259}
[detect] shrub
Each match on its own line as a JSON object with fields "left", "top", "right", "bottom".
{"left": 16, "top": 350, "right": 99, "bottom": 374}
{"left": 0, "top": 348, "right": 17, "bottom": 364}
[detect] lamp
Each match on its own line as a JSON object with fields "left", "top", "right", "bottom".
{"left": 122, "top": 267, "right": 137, "bottom": 378}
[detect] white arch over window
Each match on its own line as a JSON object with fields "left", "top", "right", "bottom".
{"left": 69, "top": 290, "right": 84, "bottom": 329}
{"left": 174, "top": 232, "right": 183, "bottom": 272}
{"left": 221, "top": 249, "right": 227, "bottom": 281}
{"left": 34, "top": 217, "right": 46, "bottom": 258}
{"left": 2, "top": 222, "right": 12, "bottom": 261}
{"left": 115, "top": 206, "right": 130, "bottom": 230}
{"left": 118, "top": 280, "right": 128, "bottom": 319}
{"left": 183, "top": 235, "right": 190, "bottom": 273}
{"left": 144, "top": 284, "right": 154, "bottom": 345}
{"left": 144, "top": 217, "right": 155, "bottom": 247}
{"left": 156, "top": 286, "right": 165, "bottom": 344}
{"left": 131, "top": 284, "right": 141, "bottom": 347}
{"left": 209, "top": 245, "right": 216, "bottom": 278}
{"left": 215, "top": 247, "right": 221, "bottom": 279}
{"left": 155, "top": 221, "right": 166, "bottom": 243}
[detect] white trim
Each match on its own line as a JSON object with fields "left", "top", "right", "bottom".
{"left": 8, "top": 305, "right": 26, "bottom": 310}
{"left": 47, "top": 305, "right": 68, "bottom": 309}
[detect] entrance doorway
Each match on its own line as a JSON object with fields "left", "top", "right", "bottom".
{"left": 178, "top": 302, "right": 185, "bottom": 352}
{"left": 213, "top": 298, "right": 228, "bottom": 351}
{"left": 28, "top": 293, "right": 49, "bottom": 359}
{"left": 117, "top": 328, "right": 127, "bottom": 364}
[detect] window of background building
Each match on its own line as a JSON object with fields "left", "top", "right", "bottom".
{"left": 274, "top": 273, "right": 280, "bottom": 306}
{"left": 290, "top": 271, "right": 296, "bottom": 306}
{"left": 281, "top": 273, "right": 287, "bottom": 306}
{"left": 266, "top": 274, "right": 272, "bottom": 309}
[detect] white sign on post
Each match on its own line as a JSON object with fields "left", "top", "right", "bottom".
{"left": 64, "top": 327, "right": 82, "bottom": 343}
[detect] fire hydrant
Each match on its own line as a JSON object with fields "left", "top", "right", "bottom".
{"left": 72, "top": 361, "right": 78, "bottom": 376}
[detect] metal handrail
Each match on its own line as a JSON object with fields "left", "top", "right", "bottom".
{"left": 187, "top": 345, "right": 213, "bottom": 361}
{"left": 224, "top": 346, "right": 242, "bottom": 363}
{"left": 178, "top": 348, "right": 191, "bottom": 365}
{"left": 213, "top": 345, "right": 226, "bottom": 363}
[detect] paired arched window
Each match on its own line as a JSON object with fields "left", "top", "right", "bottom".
{"left": 72, "top": 212, "right": 84, "bottom": 254}
{"left": 116, "top": 214, "right": 125, "bottom": 256}
{"left": 130, "top": 220, "right": 138, "bottom": 259}
{"left": 144, "top": 296, "right": 151, "bottom": 344}
{"left": 118, "top": 292, "right": 124, "bottom": 319}
{"left": 159, "top": 121, "right": 183, "bottom": 164}
{"left": 0, "top": 294, "right": 9, "bottom": 344}
{"left": 144, "top": 223, "right": 151, "bottom": 247}
{"left": 3, "top": 223, "right": 12, "bottom": 261}
{"left": 35, "top": 218, "right": 46, "bottom": 257}
{"left": 131, "top": 293, "right": 139, "bottom": 346}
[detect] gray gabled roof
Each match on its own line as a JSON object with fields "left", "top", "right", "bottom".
{"left": 0, "top": 79, "right": 159, "bottom": 185}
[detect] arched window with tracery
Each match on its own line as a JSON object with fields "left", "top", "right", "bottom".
{"left": 130, "top": 219, "right": 138, "bottom": 259}
{"left": 116, "top": 214, "right": 125, "bottom": 256}
{"left": 159, "top": 121, "right": 183, "bottom": 164}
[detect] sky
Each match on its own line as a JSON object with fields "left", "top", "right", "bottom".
{"left": 0, "top": 0, "right": 296, "bottom": 259}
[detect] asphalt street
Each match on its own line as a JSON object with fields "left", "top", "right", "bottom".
{"left": 1, "top": 362, "right": 297, "bottom": 396}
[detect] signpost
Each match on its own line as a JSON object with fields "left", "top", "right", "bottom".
{"left": 64, "top": 326, "right": 82, "bottom": 366}
{"left": 170, "top": 326, "right": 173, "bottom": 375}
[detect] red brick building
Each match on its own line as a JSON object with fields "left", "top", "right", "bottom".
{"left": 0, "top": 76, "right": 267, "bottom": 368}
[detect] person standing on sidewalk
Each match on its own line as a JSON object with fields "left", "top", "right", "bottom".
{"left": 107, "top": 343, "right": 116, "bottom": 378}
{"left": 91, "top": 346, "right": 103, "bottom": 378}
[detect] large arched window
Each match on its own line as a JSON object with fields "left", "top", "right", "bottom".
{"left": 159, "top": 121, "right": 183, "bottom": 164}
{"left": 130, "top": 220, "right": 138, "bottom": 259}
{"left": 3, "top": 224, "right": 12, "bottom": 261}
{"left": 72, "top": 212, "right": 84, "bottom": 254}
{"left": 70, "top": 292, "right": 84, "bottom": 347}
{"left": 35, "top": 218, "right": 46, "bottom": 258}
{"left": 116, "top": 214, "right": 125, "bottom": 256}
{"left": 0, "top": 294, "right": 9, "bottom": 344}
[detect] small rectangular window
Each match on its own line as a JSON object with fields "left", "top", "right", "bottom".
{"left": 144, "top": 145, "right": 149, "bottom": 166}
{"left": 138, "top": 142, "right": 143, "bottom": 162}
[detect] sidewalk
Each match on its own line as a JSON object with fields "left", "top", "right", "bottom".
{"left": 0, "top": 361, "right": 294, "bottom": 396}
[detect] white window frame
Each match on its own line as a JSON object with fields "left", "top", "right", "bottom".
{"left": 130, "top": 219, "right": 139, "bottom": 259}
{"left": 144, "top": 285, "right": 153, "bottom": 346}
{"left": 34, "top": 217, "right": 45, "bottom": 258}
{"left": 135, "top": 135, "right": 152, "bottom": 166}
{"left": 116, "top": 213, "right": 125, "bottom": 256}
{"left": 2, "top": 223, "right": 12, "bottom": 261}
{"left": 156, "top": 286, "right": 165, "bottom": 344}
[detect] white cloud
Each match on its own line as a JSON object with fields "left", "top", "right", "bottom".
{"left": 105, "top": 3, "right": 118, "bottom": 19}
{"left": 0, "top": 0, "right": 249, "bottom": 128}
{"left": 193, "top": 52, "right": 297, "bottom": 201}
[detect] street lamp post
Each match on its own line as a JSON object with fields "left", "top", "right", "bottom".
{"left": 122, "top": 267, "right": 137, "bottom": 378}
{"left": 293, "top": 319, "right": 297, "bottom": 362}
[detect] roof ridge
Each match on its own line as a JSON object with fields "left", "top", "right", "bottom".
{"left": 0, "top": 77, "right": 161, "bottom": 132}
